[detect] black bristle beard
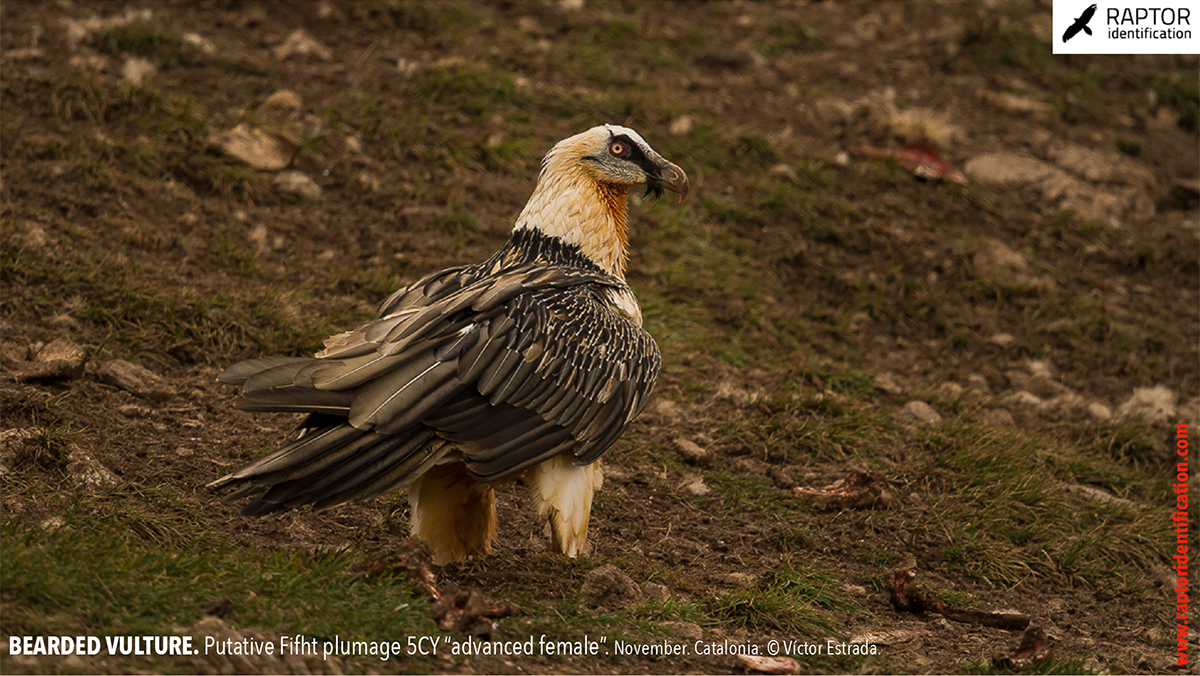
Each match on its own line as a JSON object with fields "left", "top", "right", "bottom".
{"left": 643, "top": 180, "right": 665, "bottom": 200}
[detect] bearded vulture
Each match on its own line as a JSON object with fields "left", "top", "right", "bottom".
{"left": 211, "top": 125, "right": 688, "bottom": 564}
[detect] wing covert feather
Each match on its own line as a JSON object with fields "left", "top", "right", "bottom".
{"left": 420, "top": 284, "right": 661, "bottom": 482}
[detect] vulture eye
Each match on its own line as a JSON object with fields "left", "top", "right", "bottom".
{"left": 609, "top": 141, "right": 627, "bottom": 157}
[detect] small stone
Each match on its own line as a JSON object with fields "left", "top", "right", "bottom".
{"left": 49, "top": 314, "right": 81, "bottom": 330}
{"left": 979, "top": 409, "right": 1015, "bottom": 427}
{"left": 1043, "top": 392, "right": 1086, "bottom": 415}
{"left": 316, "top": 1, "right": 344, "bottom": 20}
{"left": 843, "top": 584, "right": 868, "bottom": 596}
{"left": 41, "top": 516, "right": 65, "bottom": 533}
{"left": 669, "top": 116, "right": 693, "bottom": 136}
{"left": 650, "top": 398, "right": 687, "bottom": 422}
{"left": 1025, "top": 359, "right": 1054, "bottom": 379}
{"left": 0, "top": 428, "right": 37, "bottom": 475}
{"left": 208, "top": 124, "right": 299, "bottom": 171}
{"left": 98, "top": 360, "right": 174, "bottom": 401}
{"left": 642, "top": 581, "right": 670, "bottom": 602}
{"left": 580, "top": 564, "right": 642, "bottom": 610}
{"left": 966, "top": 148, "right": 1151, "bottom": 226}
{"left": 988, "top": 333, "right": 1016, "bottom": 347}
{"left": 5, "top": 47, "right": 43, "bottom": 60}
{"left": 966, "top": 374, "right": 992, "bottom": 395}
{"left": 14, "top": 338, "right": 86, "bottom": 380}
{"left": 873, "top": 371, "right": 905, "bottom": 395}
{"left": 66, "top": 448, "right": 120, "bottom": 488}
{"left": 673, "top": 438, "right": 708, "bottom": 464}
{"left": 248, "top": 223, "right": 269, "bottom": 253}
{"left": 273, "top": 29, "right": 332, "bottom": 61}
{"left": 14, "top": 220, "right": 48, "bottom": 249}
{"left": 982, "top": 92, "right": 1057, "bottom": 121}
{"left": 966, "top": 152, "right": 1058, "bottom": 185}
{"left": 397, "top": 58, "right": 418, "bottom": 77}
{"left": 849, "top": 629, "right": 921, "bottom": 645}
{"left": 679, "top": 473, "right": 711, "bottom": 496}
{"left": 118, "top": 404, "right": 153, "bottom": 418}
{"left": 1026, "top": 375, "right": 1070, "bottom": 399}
{"left": 1063, "top": 483, "right": 1135, "bottom": 508}
{"left": 897, "top": 400, "right": 942, "bottom": 426}
{"left": 275, "top": 170, "right": 321, "bottom": 199}
{"left": 723, "top": 572, "right": 756, "bottom": 588}
{"left": 973, "top": 239, "right": 1030, "bottom": 287}
{"left": 715, "top": 379, "right": 761, "bottom": 405}
{"left": 0, "top": 428, "right": 38, "bottom": 449}
{"left": 1088, "top": 402, "right": 1113, "bottom": 421}
{"left": 257, "top": 89, "right": 302, "bottom": 121}
{"left": 1049, "top": 143, "right": 1154, "bottom": 185}
{"left": 38, "top": 337, "right": 86, "bottom": 367}
{"left": 68, "top": 53, "right": 111, "bottom": 72}
{"left": 356, "top": 171, "right": 381, "bottom": 192}
{"left": 1117, "top": 386, "right": 1177, "bottom": 423}
{"left": 182, "top": 32, "right": 215, "bottom": 54}
{"left": 933, "top": 382, "right": 965, "bottom": 401}
{"left": 1009, "top": 391, "right": 1044, "bottom": 407}
{"left": 769, "top": 163, "right": 799, "bottom": 182}
{"left": 736, "top": 654, "right": 798, "bottom": 675}
{"left": 122, "top": 57, "right": 156, "bottom": 85}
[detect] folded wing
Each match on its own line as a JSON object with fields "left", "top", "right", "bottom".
{"left": 211, "top": 263, "right": 660, "bottom": 514}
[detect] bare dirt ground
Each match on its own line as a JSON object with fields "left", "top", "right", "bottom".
{"left": 2, "top": 1, "right": 1198, "bottom": 674}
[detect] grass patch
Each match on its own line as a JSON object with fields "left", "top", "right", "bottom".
{"left": 708, "top": 566, "right": 855, "bottom": 635}
{"left": 0, "top": 247, "right": 358, "bottom": 364}
{"left": 1154, "top": 72, "right": 1200, "bottom": 134}
{"left": 45, "top": 72, "right": 273, "bottom": 202}
{"left": 6, "top": 426, "right": 78, "bottom": 472}
{"left": 94, "top": 23, "right": 196, "bottom": 68}
{"left": 412, "top": 62, "right": 534, "bottom": 117}
{"left": 1, "top": 518, "right": 434, "bottom": 669}
{"left": 961, "top": 4, "right": 1054, "bottom": 72}
{"left": 703, "top": 472, "right": 794, "bottom": 515}
{"left": 919, "top": 424, "right": 1167, "bottom": 588}
{"left": 376, "top": 1, "right": 482, "bottom": 36}
{"left": 760, "top": 19, "right": 819, "bottom": 58}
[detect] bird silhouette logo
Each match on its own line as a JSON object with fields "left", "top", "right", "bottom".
{"left": 1062, "top": 3, "right": 1098, "bottom": 42}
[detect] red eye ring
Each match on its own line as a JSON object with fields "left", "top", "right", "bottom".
{"left": 610, "top": 141, "right": 626, "bottom": 156}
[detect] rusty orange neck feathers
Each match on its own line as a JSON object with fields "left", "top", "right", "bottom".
{"left": 514, "top": 143, "right": 632, "bottom": 279}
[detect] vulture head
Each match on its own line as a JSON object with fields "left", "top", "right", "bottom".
{"left": 568, "top": 124, "right": 689, "bottom": 201}
{"left": 517, "top": 124, "right": 688, "bottom": 278}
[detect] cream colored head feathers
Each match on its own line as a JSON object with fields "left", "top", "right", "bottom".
{"left": 514, "top": 125, "right": 688, "bottom": 278}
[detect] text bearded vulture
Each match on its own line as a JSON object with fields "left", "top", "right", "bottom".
{"left": 211, "top": 125, "right": 688, "bottom": 563}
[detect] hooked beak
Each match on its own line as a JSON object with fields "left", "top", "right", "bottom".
{"left": 649, "top": 161, "right": 689, "bottom": 203}
{"left": 660, "top": 162, "right": 689, "bottom": 202}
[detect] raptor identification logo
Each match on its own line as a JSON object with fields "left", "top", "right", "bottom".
{"left": 1053, "top": 0, "right": 1200, "bottom": 53}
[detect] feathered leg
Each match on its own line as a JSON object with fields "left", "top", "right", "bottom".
{"left": 525, "top": 455, "right": 604, "bottom": 557}
{"left": 409, "top": 462, "right": 497, "bottom": 564}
